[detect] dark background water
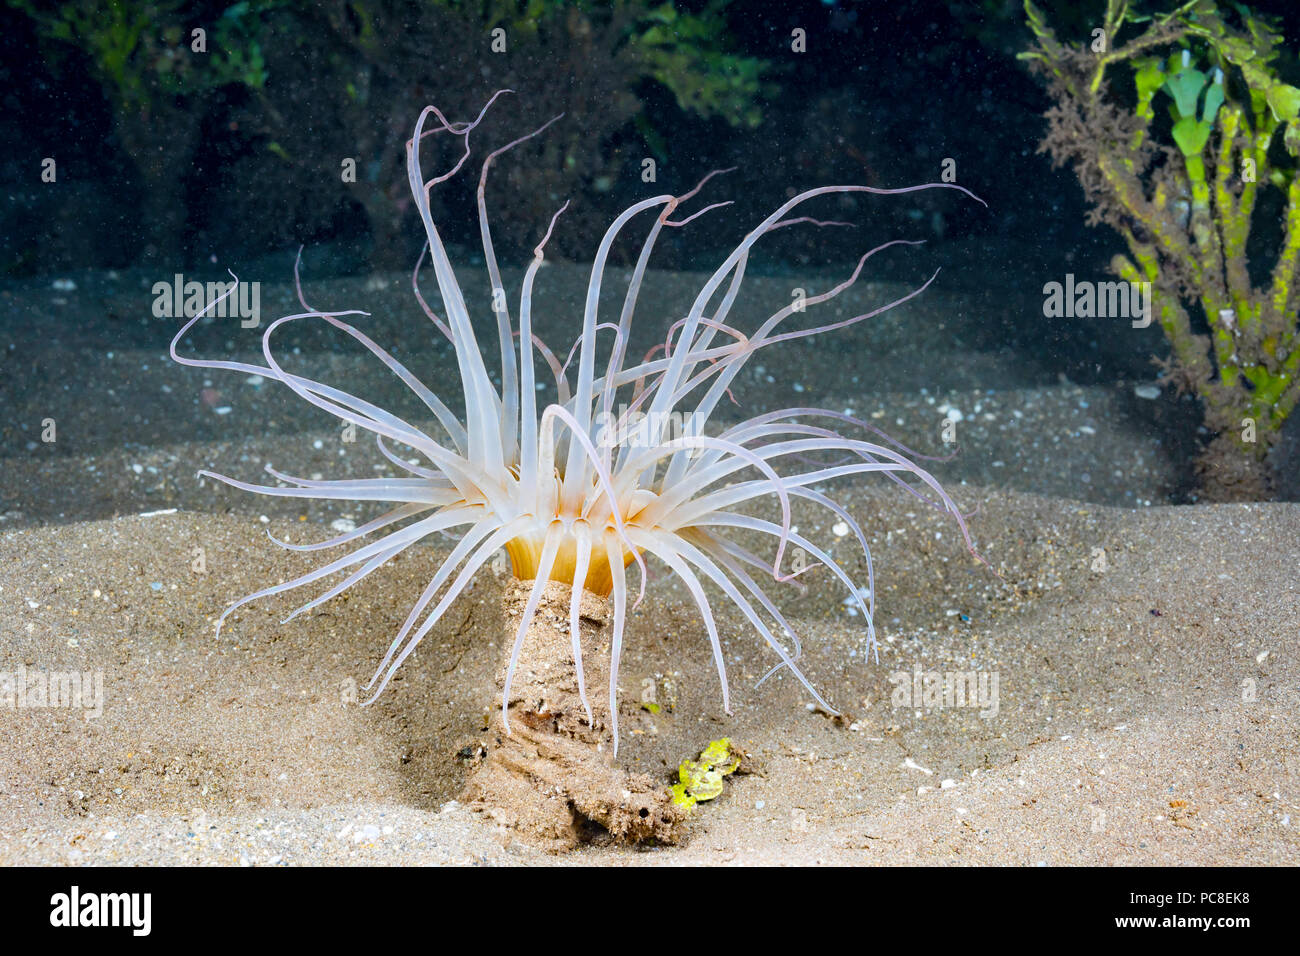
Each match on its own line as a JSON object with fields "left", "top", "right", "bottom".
{"left": 8, "top": 0, "right": 1296, "bottom": 276}
{"left": 3, "top": 0, "right": 1299, "bottom": 522}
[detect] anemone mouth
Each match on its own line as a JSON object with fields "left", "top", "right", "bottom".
{"left": 505, "top": 528, "right": 639, "bottom": 597}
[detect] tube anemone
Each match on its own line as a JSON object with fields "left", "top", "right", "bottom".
{"left": 171, "top": 95, "right": 988, "bottom": 838}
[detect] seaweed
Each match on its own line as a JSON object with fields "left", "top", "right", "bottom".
{"left": 1021, "top": 0, "right": 1300, "bottom": 499}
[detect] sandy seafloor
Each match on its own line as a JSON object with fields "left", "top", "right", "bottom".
{"left": 1, "top": 260, "right": 1297, "bottom": 865}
